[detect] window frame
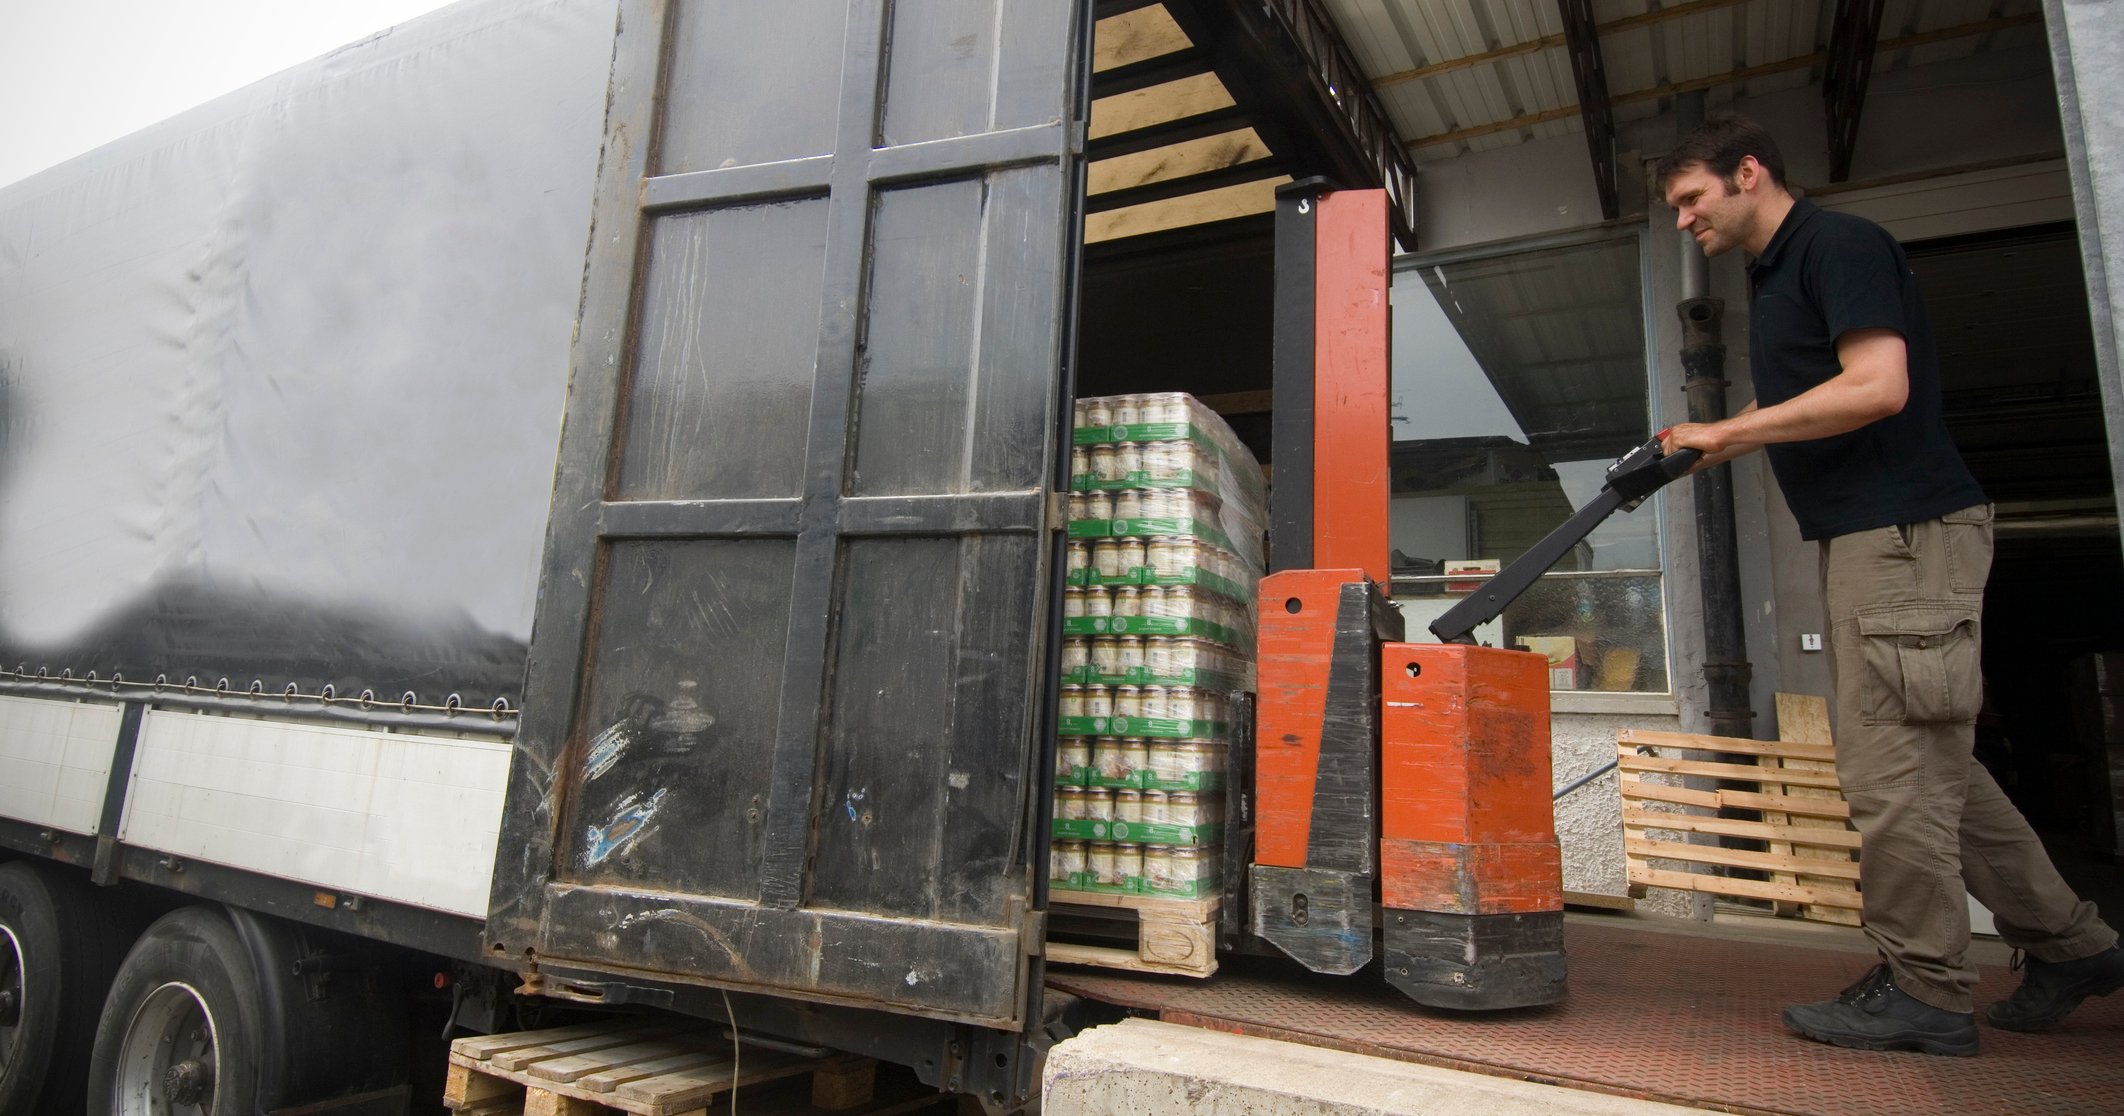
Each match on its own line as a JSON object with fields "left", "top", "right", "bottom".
{"left": 1387, "top": 220, "right": 1676, "bottom": 703}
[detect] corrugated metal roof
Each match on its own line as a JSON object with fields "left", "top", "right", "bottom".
{"left": 1322, "top": 0, "right": 2048, "bottom": 165}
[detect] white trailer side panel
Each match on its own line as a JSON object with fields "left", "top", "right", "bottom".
{"left": 0, "top": 695, "right": 123, "bottom": 834}
{"left": 120, "top": 710, "right": 510, "bottom": 917}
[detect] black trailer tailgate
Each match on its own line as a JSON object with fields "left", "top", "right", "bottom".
{"left": 487, "top": 0, "right": 1088, "bottom": 1030}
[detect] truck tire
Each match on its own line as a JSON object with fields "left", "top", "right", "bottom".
{"left": 0, "top": 861, "right": 132, "bottom": 1116}
{"left": 87, "top": 906, "right": 264, "bottom": 1116}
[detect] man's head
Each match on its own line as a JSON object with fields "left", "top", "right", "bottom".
{"left": 1656, "top": 114, "right": 1792, "bottom": 258}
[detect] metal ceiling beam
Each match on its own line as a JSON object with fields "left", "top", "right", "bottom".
{"left": 1408, "top": 12, "right": 2041, "bottom": 151}
{"left": 1164, "top": 0, "right": 1422, "bottom": 248}
{"left": 1823, "top": 0, "right": 1886, "bottom": 182}
{"left": 1373, "top": 0, "right": 1751, "bottom": 91}
{"left": 1093, "top": 0, "right": 1166, "bottom": 19}
{"left": 1557, "top": 0, "right": 1620, "bottom": 220}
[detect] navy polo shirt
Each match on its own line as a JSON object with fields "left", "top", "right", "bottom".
{"left": 1746, "top": 198, "right": 1984, "bottom": 541}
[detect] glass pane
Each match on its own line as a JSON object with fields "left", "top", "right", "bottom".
{"left": 659, "top": 1, "right": 849, "bottom": 175}
{"left": 879, "top": 0, "right": 1000, "bottom": 147}
{"left": 563, "top": 540, "right": 795, "bottom": 898}
{"left": 1388, "top": 236, "right": 1665, "bottom": 691}
{"left": 809, "top": 536, "right": 1038, "bottom": 921}
{"left": 1500, "top": 575, "right": 1670, "bottom": 694}
{"left": 851, "top": 181, "right": 981, "bottom": 496}
{"left": 618, "top": 200, "right": 827, "bottom": 501}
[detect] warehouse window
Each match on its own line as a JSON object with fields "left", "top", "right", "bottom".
{"left": 1388, "top": 229, "right": 1668, "bottom": 694}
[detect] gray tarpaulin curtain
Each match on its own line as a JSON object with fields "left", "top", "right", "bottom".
{"left": 0, "top": 0, "right": 616, "bottom": 707}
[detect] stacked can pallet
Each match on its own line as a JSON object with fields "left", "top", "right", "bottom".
{"left": 1052, "top": 392, "right": 1266, "bottom": 902}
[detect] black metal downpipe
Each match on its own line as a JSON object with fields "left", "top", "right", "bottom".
{"left": 1679, "top": 298, "right": 1754, "bottom": 738}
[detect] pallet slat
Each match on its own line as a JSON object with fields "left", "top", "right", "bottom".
{"left": 1619, "top": 753, "right": 1845, "bottom": 789}
{"left": 1619, "top": 777, "right": 1854, "bottom": 819}
{"left": 1624, "top": 837, "right": 1863, "bottom": 880}
{"left": 1630, "top": 866, "right": 1866, "bottom": 910}
{"left": 1619, "top": 728, "right": 1838, "bottom": 764}
{"left": 528, "top": 1038, "right": 713, "bottom": 1086}
{"left": 1621, "top": 808, "right": 1861, "bottom": 850}
{"left": 490, "top": 1028, "right": 670, "bottom": 1073}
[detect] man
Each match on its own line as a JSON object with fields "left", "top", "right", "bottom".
{"left": 1655, "top": 114, "right": 2123, "bottom": 1056}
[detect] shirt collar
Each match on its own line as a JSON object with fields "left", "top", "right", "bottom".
{"left": 1750, "top": 196, "right": 1818, "bottom": 271}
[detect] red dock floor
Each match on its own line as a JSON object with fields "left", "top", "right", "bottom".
{"left": 1047, "top": 913, "right": 2124, "bottom": 1115}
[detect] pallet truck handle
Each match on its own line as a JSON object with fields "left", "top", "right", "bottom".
{"left": 1428, "top": 435, "right": 1700, "bottom": 645}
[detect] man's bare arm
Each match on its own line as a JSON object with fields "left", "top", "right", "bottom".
{"left": 1659, "top": 328, "right": 1908, "bottom": 463}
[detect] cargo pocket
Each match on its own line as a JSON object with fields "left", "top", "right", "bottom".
{"left": 1856, "top": 604, "right": 1982, "bottom": 725}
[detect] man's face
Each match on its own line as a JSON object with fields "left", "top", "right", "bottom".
{"left": 1664, "top": 161, "right": 1755, "bottom": 257}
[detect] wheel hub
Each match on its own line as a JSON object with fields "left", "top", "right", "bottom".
{"left": 114, "top": 982, "right": 219, "bottom": 1116}
{"left": 163, "top": 1057, "right": 214, "bottom": 1106}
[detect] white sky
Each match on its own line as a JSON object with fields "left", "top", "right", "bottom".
{"left": 0, "top": 0, "right": 461, "bottom": 188}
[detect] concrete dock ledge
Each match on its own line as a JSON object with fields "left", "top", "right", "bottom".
{"left": 1042, "top": 1018, "right": 1705, "bottom": 1116}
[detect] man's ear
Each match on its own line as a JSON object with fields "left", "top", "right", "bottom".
{"left": 1734, "top": 155, "right": 1761, "bottom": 193}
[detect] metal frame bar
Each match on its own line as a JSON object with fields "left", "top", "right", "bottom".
{"left": 1824, "top": 0, "right": 1886, "bottom": 183}
{"left": 1270, "top": 180, "right": 1322, "bottom": 571}
{"left": 1557, "top": 0, "right": 1620, "bottom": 221}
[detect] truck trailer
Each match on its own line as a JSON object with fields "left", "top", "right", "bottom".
{"left": 0, "top": 1, "right": 1677, "bottom": 1112}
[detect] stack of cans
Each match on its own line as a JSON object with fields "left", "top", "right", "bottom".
{"left": 1052, "top": 393, "right": 1266, "bottom": 901}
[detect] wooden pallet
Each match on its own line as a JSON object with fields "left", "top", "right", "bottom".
{"left": 1619, "top": 708, "right": 1864, "bottom": 925}
{"left": 1047, "top": 890, "right": 1219, "bottom": 977}
{"left": 444, "top": 1022, "right": 875, "bottom": 1116}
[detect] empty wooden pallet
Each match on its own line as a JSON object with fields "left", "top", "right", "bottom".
{"left": 1047, "top": 891, "right": 1220, "bottom": 977}
{"left": 1619, "top": 703, "right": 1863, "bottom": 925}
{"left": 445, "top": 1021, "right": 876, "bottom": 1116}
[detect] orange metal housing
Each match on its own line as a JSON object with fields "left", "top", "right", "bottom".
{"left": 1378, "top": 641, "right": 1562, "bottom": 916}
{"left": 1309, "top": 190, "right": 1391, "bottom": 587}
{"left": 1254, "top": 568, "right": 1372, "bottom": 870}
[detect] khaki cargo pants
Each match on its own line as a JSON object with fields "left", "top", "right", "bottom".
{"left": 1823, "top": 503, "right": 2117, "bottom": 1013}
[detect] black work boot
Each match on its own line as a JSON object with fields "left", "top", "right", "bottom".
{"left": 1782, "top": 963, "right": 1980, "bottom": 1056}
{"left": 1986, "top": 942, "right": 2124, "bottom": 1032}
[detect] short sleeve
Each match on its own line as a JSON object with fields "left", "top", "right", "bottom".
{"left": 1815, "top": 220, "right": 1909, "bottom": 342}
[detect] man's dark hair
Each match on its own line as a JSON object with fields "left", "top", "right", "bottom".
{"left": 1654, "top": 113, "right": 1787, "bottom": 189}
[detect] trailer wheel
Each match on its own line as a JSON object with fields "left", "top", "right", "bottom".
{"left": 0, "top": 861, "right": 131, "bottom": 1116}
{"left": 87, "top": 907, "right": 262, "bottom": 1116}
